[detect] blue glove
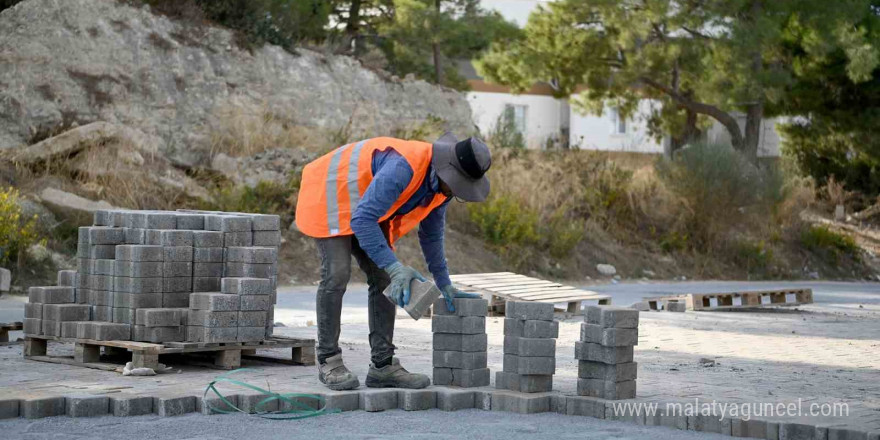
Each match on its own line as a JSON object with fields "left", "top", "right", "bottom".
{"left": 440, "top": 284, "right": 481, "bottom": 312}
{"left": 384, "top": 262, "right": 427, "bottom": 308}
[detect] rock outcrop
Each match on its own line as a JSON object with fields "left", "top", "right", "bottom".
{"left": 0, "top": 0, "right": 475, "bottom": 166}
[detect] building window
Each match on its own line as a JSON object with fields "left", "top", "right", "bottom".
{"left": 609, "top": 107, "right": 627, "bottom": 134}
{"left": 504, "top": 104, "right": 527, "bottom": 134}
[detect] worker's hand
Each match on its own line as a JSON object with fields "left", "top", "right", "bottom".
{"left": 384, "top": 262, "right": 427, "bottom": 308}
{"left": 440, "top": 284, "right": 481, "bottom": 313}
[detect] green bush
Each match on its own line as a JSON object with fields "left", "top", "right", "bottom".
{"left": 732, "top": 240, "right": 773, "bottom": 273}
{"left": 0, "top": 188, "right": 46, "bottom": 268}
{"left": 467, "top": 195, "right": 538, "bottom": 247}
{"left": 542, "top": 209, "right": 584, "bottom": 259}
{"left": 489, "top": 108, "right": 525, "bottom": 150}
{"left": 800, "top": 225, "right": 859, "bottom": 262}
{"left": 203, "top": 179, "right": 296, "bottom": 224}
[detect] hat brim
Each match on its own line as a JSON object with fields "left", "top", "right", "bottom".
{"left": 432, "top": 133, "right": 491, "bottom": 202}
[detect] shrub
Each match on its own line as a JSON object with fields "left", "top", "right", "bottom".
{"left": 202, "top": 179, "right": 297, "bottom": 224}
{"left": 489, "top": 108, "right": 525, "bottom": 150}
{"left": 0, "top": 188, "right": 45, "bottom": 267}
{"left": 467, "top": 194, "right": 538, "bottom": 247}
{"left": 732, "top": 240, "right": 773, "bottom": 274}
{"left": 800, "top": 225, "right": 859, "bottom": 262}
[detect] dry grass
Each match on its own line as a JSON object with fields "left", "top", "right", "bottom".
{"left": 208, "top": 105, "right": 340, "bottom": 158}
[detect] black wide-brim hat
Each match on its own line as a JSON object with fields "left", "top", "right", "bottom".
{"left": 431, "top": 132, "right": 491, "bottom": 202}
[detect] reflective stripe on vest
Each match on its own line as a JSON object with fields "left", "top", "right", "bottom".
{"left": 295, "top": 137, "right": 448, "bottom": 244}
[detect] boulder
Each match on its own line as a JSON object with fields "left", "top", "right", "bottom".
{"left": 596, "top": 264, "right": 617, "bottom": 276}
{"left": 10, "top": 122, "right": 160, "bottom": 164}
{"left": 37, "top": 187, "right": 115, "bottom": 225}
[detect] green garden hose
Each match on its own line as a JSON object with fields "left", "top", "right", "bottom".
{"left": 204, "top": 368, "right": 339, "bottom": 420}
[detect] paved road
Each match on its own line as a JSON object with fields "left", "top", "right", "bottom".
{"left": 1, "top": 409, "right": 729, "bottom": 440}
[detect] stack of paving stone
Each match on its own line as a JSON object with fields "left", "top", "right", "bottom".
{"left": 496, "top": 301, "right": 557, "bottom": 393}
{"left": 22, "top": 209, "right": 282, "bottom": 344}
{"left": 431, "top": 297, "right": 490, "bottom": 387}
{"left": 574, "top": 305, "right": 639, "bottom": 400}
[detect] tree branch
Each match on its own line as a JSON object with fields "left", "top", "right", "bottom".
{"left": 681, "top": 26, "right": 714, "bottom": 39}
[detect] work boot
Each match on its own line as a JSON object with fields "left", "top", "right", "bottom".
{"left": 318, "top": 354, "right": 360, "bottom": 391}
{"left": 365, "top": 357, "right": 430, "bottom": 389}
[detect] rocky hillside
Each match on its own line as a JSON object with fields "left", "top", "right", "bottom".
{"left": 0, "top": 0, "right": 474, "bottom": 166}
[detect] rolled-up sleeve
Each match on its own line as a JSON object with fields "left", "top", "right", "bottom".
{"left": 350, "top": 155, "right": 413, "bottom": 269}
{"left": 418, "top": 201, "right": 451, "bottom": 288}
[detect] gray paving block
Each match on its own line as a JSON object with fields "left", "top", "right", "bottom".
{"left": 433, "top": 350, "right": 487, "bottom": 369}
{"left": 666, "top": 302, "right": 687, "bottom": 312}
{"left": 581, "top": 323, "right": 638, "bottom": 346}
{"left": 495, "top": 371, "right": 553, "bottom": 393}
{"left": 491, "top": 391, "right": 551, "bottom": 414}
{"left": 226, "top": 247, "right": 278, "bottom": 264}
{"left": 93, "top": 260, "right": 115, "bottom": 276}
{"left": 780, "top": 423, "right": 821, "bottom": 440}
{"left": 578, "top": 361, "right": 638, "bottom": 381}
{"left": 323, "top": 392, "right": 360, "bottom": 412}
{"left": 60, "top": 321, "right": 80, "bottom": 338}
{"left": 224, "top": 232, "right": 253, "bottom": 247}
{"left": 240, "top": 295, "right": 270, "bottom": 311}
{"left": 88, "top": 227, "right": 124, "bottom": 244}
{"left": 193, "top": 277, "right": 221, "bottom": 292}
{"left": 112, "top": 307, "right": 137, "bottom": 325}
{"left": 251, "top": 214, "right": 280, "bottom": 231}
{"left": 237, "top": 326, "right": 265, "bottom": 342}
{"left": 193, "top": 231, "right": 224, "bottom": 248}
{"left": 238, "top": 311, "right": 267, "bottom": 327}
{"left": 124, "top": 212, "right": 148, "bottom": 229}
{"left": 359, "top": 390, "right": 399, "bottom": 412}
{"left": 574, "top": 341, "right": 635, "bottom": 364}
{"left": 91, "top": 306, "right": 112, "bottom": 322}
{"left": 133, "top": 325, "right": 183, "bottom": 342}
{"left": 503, "top": 354, "right": 555, "bottom": 375}
{"left": 111, "top": 396, "right": 154, "bottom": 416}
{"left": 576, "top": 378, "right": 636, "bottom": 399}
{"left": 25, "top": 302, "right": 43, "bottom": 319}
{"left": 114, "top": 261, "right": 163, "bottom": 278}
{"left": 504, "top": 318, "right": 524, "bottom": 337}
{"left": 237, "top": 393, "right": 279, "bottom": 413}
{"left": 78, "top": 226, "right": 92, "bottom": 244}
{"left": 645, "top": 410, "right": 688, "bottom": 430}
{"left": 188, "top": 310, "right": 238, "bottom": 327}
{"left": 43, "top": 304, "right": 91, "bottom": 321}
{"left": 114, "top": 277, "right": 163, "bottom": 294}
{"left": 506, "top": 301, "right": 554, "bottom": 321}
{"left": 163, "top": 261, "right": 193, "bottom": 278}
{"left": 56, "top": 270, "right": 77, "bottom": 287}
{"left": 115, "top": 245, "right": 164, "bottom": 262}
{"left": 76, "top": 322, "right": 97, "bottom": 340}
{"left": 473, "top": 390, "right": 492, "bottom": 410}
{"left": 433, "top": 367, "right": 453, "bottom": 386}
{"left": 551, "top": 394, "right": 567, "bottom": 414}
{"left": 688, "top": 414, "right": 732, "bottom": 435}
{"left": 585, "top": 305, "right": 639, "bottom": 329}
{"left": 154, "top": 396, "right": 197, "bottom": 417}
{"left": 159, "top": 230, "right": 194, "bottom": 247}
{"left": 253, "top": 230, "right": 282, "bottom": 246}
{"left": 76, "top": 258, "right": 93, "bottom": 274}
{"left": 76, "top": 273, "right": 90, "bottom": 289}
{"left": 432, "top": 333, "right": 487, "bottom": 352}
{"left": 565, "top": 395, "right": 606, "bottom": 418}
{"left": 398, "top": 390, "right": 436, "bottom": 411}
{"left": 206, "top": 215, "right": 252, "bottom": 232}
{"left": 164, "top": 246, "right": 193, "bottom": 262}
{"left": 114, "top": 292, "right": 162, "bottom": 309}
{"left": 136, "top": 308, "right": 183, "bottom": 327}
{"left": 431, "top": 315, "right": 485, "bottom": 334}
{"left": 221, "top": 277, "right": 273, "bottom": 295}
{"left": 89, "top": 274, "right": 113, "bottom": 290}
{"left": 193, "top": 262, "right": 223, "bottom": 277}
{"left": 42, "top": 319, "right": 61, "bottom": 336}
{"left": 146, "top": 212, "right": 177, "bottom": 229}
{"left": 193, "top": 247, "right": 225, "bottom": 262}
{"left": 827, "top": 427, "right": 869, "bottom": 440}
{"left": 176, "top": 214, "right": 205, "bottom": 230}
{"left": 163, "top": 277, "right": 193, "bottom": 293}
{"left": 22, "top": 396, "right": 66, "bottom": 419}
{"left": 162, "top": 292, "right": 190, "bottom": 308}
{"left": 24, "top": 318, "right": 41, "bottom": 334}
{"left": 88, "top": 290, "right": 114, "bottom": 306}
{"left": 124, "top": 228, "right": 145, "bottom": 244}
{"left": 503, "top": 336, "right": 556, "bottom": 357}
{"left": 523, "top": 319, "right": 559, "bottom": 338}
{"left": 198, "top": 394, "right": 240, "bottom": 415}
{"left": 93, "top": 210, "right": 112, "bottom": 226}
{"left": 435, "top": 388, "right": 475, "bottom": 411}
{"left": 89, "top": 244, "right": 117, "bottom": 259}
{"left": 225, "top": 262, "right": 275, "bottom": 278}
{"left": 66, "top": 395, "right": 110, "bottom": 417}
{"left": 433, "top": 297, "right": 488, "bottom": 317}
{"left": 0, "top": 398, "right": 20, "bottom": 419}
{"left": 188, "top": 326, "right": 238, "bottom": 343}
{"left": 30, "top": 286, "right": 76, "bottom": 304}
{"left": 452, "top": 368, "right": 490, "bottom": 387}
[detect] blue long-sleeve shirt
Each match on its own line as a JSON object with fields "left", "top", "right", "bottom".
{"left": 350, "top": 149, "right": 452, "bottom": 288}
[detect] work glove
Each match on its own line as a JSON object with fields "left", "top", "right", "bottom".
{"left": 385, "top": 262, "right": 427, "bottom": 308}
{"left": 440, "top": 284, "right": 481, "bottom": 313}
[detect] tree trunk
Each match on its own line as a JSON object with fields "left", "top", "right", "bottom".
{"left": 669, "top": 107, "right": 700, "bottom": 156}
{"left": 345, "top": 0, "right": 362, "bottom": 53}
{"left": 432, "top": 0, "right": 443, "bottom": 84}
{"left": 744, "top": 102, "right": 763, "bottom": 161}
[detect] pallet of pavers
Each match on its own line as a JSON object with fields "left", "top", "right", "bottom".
{"left": 449, "top": 272, "right": 611, "bottom": 315}
{"left": 644, "top": 288, "right": 813, "bottom": 311}
{"left": 22, "top": 209, "right": 315, "bottom": 371}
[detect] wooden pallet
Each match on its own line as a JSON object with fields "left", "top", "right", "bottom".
{"left": 643, "top": 288, "right": 813, "bottom": 311}
{"left": 23, "top": 334, "right": 315, "bottom": 371}
{"left": 0, "top": 321, "right": 23, "bottom": 343}
{"left": 450, "top": 272, "right": 611, "bottom": 315}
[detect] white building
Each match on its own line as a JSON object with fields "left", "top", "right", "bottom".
{"left": 470, "top": 0, "right": 784, "bottom": 156}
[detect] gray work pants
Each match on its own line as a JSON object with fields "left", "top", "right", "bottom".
{"left": 314, "top": 235, "right": 395, "bottom": 365}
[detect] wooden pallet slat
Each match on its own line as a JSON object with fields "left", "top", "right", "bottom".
{"left": 451, "top": 272, "right": 611, "bottom": 315}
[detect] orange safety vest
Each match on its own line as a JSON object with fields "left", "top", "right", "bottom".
{"left": 295, "top": 137, "right": 449, "bottom": 245}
